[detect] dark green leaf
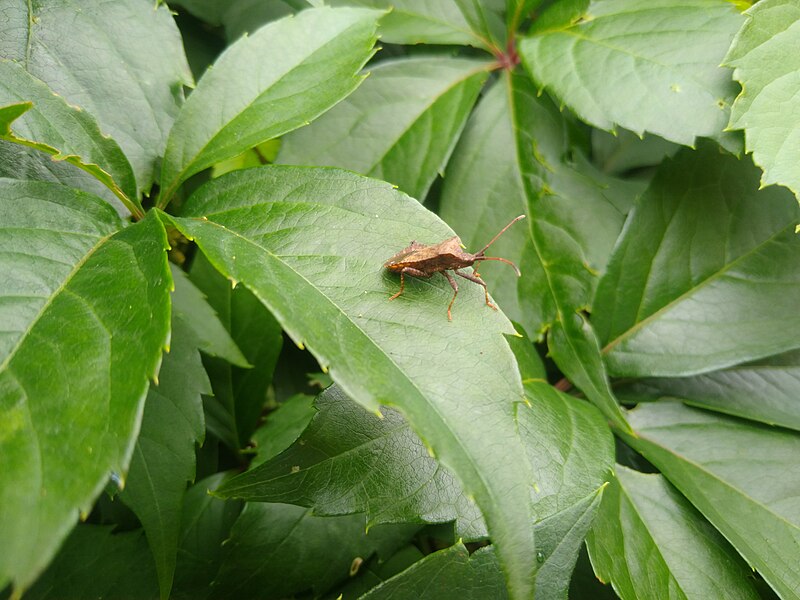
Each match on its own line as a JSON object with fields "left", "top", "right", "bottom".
{"left": 620, "top": 403, "right": 800, "bottom": 599}
{"left": 587, "top": 466, "right": 759, "bottom": 600}
{"left": 0, "top": 61, "right": 137, "bottom": 212}
{"left": 591, "top": 128, "right": 680, "bottom": 175}
{"left": 334, "top": 545, "right": 425, "bottom": 600}
{"left": 209, "top": 503, "right": 417, "bottom": 599}
{"left": 172, "top": 473, "right": 244, "bottom": 600}
{"left": 165, "top": 165, "right": 537, "bottom": 599}
{"left": 159, "top": 6, "right": 381, "bottom": 203}
{"left": 119, "top": 314, "right": 208, "bottom": 600}
{"left": 1, "top": 0, "right": 192, "bottom": 192}
{"left": 0, "top": 187, "right": 171, "bottom": 592}
{"left": 189, "top": 252, "right": 283, "bottom": 449}
{"left": 250, "top": 393, "right": 316, "bottom": 467}
{"left": 279, "top": 56, "right": 491, "bottom": 200}
{"left": 217, "top": 385, "right": 487, "bottom": 540}
{"left": 453, "top": 0, "right": 506, "bottom": 47}
{"left": 620, "top": 350, "right": 800, "bottom": 432}
{"left": 23, "top": 526, "right": 159, "bottom": 600}
{"left": 171, "top": 265, "right": 249, "bottom": 368}
{"left": 358, "top": 543, "right": 507, "bottom": 599}
{"left": 725, "top": 0, "right": 800, "bottom": 201}
{"left": 594, "top": 144, "right": 800, "bottom": 377}
{"left": 519, "top": 0, "right": 743, "bottom": 146}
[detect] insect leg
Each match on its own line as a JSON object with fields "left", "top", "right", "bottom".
{"left": 389, "top": 267, "right": 428, "bottom": 301}
{"left": 455, "top": 269, "right": 497, "bottom": 311}
{"left": 442, "top": 270, "right": 458, "bottom": 321}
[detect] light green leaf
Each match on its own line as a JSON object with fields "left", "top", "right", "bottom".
{"left": 587, "top": 466, "right": 759, "bottom": 600}
{"left": 119, "top": 314, "right": 208, "bottom": 600}
{"left": 725, "top": 0, "right": 800, "bottom": 201}
{"left": 0, "top": 0, "right": 192, "bottom": 192}
{"left": 621, "top": 403, "right": 800, "bottom": 599}
{"left": 189, "top": 252, "right": 283, "bottom": 450}
{"left": 0, "top": 61, "right": 138, "bottom": 213}
{"left": 328, "top": 0, "right": 491, "bottom": 47}
{"left": 506, "top": 322, "right": 546, "bottom": 381}
{"left": 620, "top": 349, "right": 800, "bottom": 432}
{"left": 0, "top": 186, "right": 171, "bottom": 592}
{"left": 164, "top": 165, "right": 537, "bottom": 599}
{"left": 594, "top": 144, "right": 800, "bottom": 377}
{"left": 23, "top": 526, "right": 159, "bottom": 600}
{"left": 159, "top": 6, "right": 381, "bottom": 203}
{"left": 209, "top": 503, "right": 417, "bottom": 599}
{"left": 519, "top": 0, "right": 743, "bottom": 146}
{"left": 279, "top": 56, "right": 491, "bottom": 200}
{"left": 453, "top": 0, "right": 506, "bottom": 47}
{"left": 171, "top": 265, "right": 249, "bottom": 368}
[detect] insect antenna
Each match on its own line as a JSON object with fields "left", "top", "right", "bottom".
{"left": 474, "top": 255, "right": 521, "bottom": 276}
{"left": 475, "top": 214, "right": 526, "bottom": 256}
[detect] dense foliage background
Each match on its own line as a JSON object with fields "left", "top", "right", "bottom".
{"left": 1, "top": 0, "right": 799, "bottom": 598}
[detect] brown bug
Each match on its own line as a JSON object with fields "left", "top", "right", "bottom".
{"left": 384, "top": 215, "right": 525, "bottom": 320}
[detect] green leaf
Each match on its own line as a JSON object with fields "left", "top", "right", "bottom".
{"left": 328, "top": 0, "right": 492, "bottom": 48}
{"left": 506, "top": 322, "right": 546, "bottom": 381}
{"left": 1, "top": 0, "right": 192, "bottom": 192}
{"left": 250, "top": 393, "right": 317, "bottom": 467}
{"left": 217, "top": 380, "right": 613, "bottom": 548}
{"left": 439, "top": 72, "right": 636, "bottom": 429}
{"left": 591, "top": 128, "right": 680, "bottom": 176}
{"left": 620, "top": 350, "right": 800, "bottom": 432}
{"left": 0, "top": 186, "right": 171, "bottom": 592}
{"left": 620, "top": 403, "right": 800, "bottom": 599}
{"left": 279, "top": 56, "right": 491, "bottom": 200}
{"left": 532, "top": 488, "right": 606, "bottom": 600}
{"left": 159, "top": 6, "right": 381, "bottom": 203}
{"left": 0, "top": 61, "right": 138, "bottom": 213}
{"left": 172, "top": 473, "right": 244, "bottom": 600}
{"left": 333, "top": 545, "right": 426, "bottom": 600}
{"left": 519, "top": 0, "right": 743, "bottom": 146}
{"left": 171, "top": 265, "right": 249, "bottom": 368}
{"left": 119, "top": 313, "right": 208, "bottom": 600}
{"left": 453, "top": 0, "right": 507, "bottom": 47}
{"left": 23, "top": 526, "right": 159, "bottom": 600}
{"left": 164, "top": 165, "right": 537, "bottom": 599}
{"left": 594, "top": 144, "right": 800, "bottom": 377}
{"left": 586, "top": 466, "right": 759, "bottom": 600}
{"left": 189, "top": 252, "right": 283, "bottom": 449}
{"left": 358, "top": 543, "right": 507, "bottom": 599}
{"left": 725, "top": 0, "right": 800, "bottom": 201}
{"left": 209, "top": 503, "right": 417, "bottom": 599}
{"left": 218, "top": 385, "right": 487, "bottom": 540}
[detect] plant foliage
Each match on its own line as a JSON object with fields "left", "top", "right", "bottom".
{"left": 1, "top": 0, "right": 799, "bottom": 599}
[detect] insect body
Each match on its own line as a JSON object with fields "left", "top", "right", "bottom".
{"left": 384, "top": 215, "right": 525, "bottom": 320}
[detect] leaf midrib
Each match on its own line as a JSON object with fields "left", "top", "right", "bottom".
{"left": 188, "top": 217, "right": 504, "bottom": 516}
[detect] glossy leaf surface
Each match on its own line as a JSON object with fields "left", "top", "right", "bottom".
{"left": 622, "top": 403, "right": 800, "bottom": 599}
{"left": 519, "top": 0, "right": 742, "bottom": 146}
{"left": 587, "top": 466, "right": 759, "bottom": 600}
{"left": 0, "top": 187, "right": 171, "bottom": 591}
{"left": 595, "top": 144, "right": 800, "bottom": 377}
{"left": 725, "top": 0, "right": 800, "bottom": 200}
{"left": 159, "top": 6, "right": 380, "bottom": 202}
{"left": 279, "top": 56, "right": 490, "bottom": 200}
{"left": 0, "top": 0, "right": 191, "bottom": 192}
{"left": 166, "top": 165, "right": 537, "bottom": 598}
